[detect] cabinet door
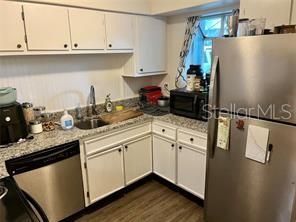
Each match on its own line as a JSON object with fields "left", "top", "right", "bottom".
{"left": 68, "top": 9, "right": 105, "bottom": 50}
{"left": 86, "top": 146, "right": 124, "bottom": 204}
{"left": 23, "top": 4, "right": 71, "bottom": 51}
{"left": 177, "top": 144, "right": 206, "bottom": 199}
{"left": 124, "top": 135, "right": 152, "bottom": 185}
{"left": 105, "top": 13, "right": 134, "bottom": 50}
{"left": 240, "top": 0, "right": 291, "bottom": 29}
{"left": 152, "top": 135, "right": 176, "bottom": 183}
{"left": 136, "top": 16, "right": 166, "bottom": 74}
{"left": 0, "top": 1, "right": 25, "bottom": 52}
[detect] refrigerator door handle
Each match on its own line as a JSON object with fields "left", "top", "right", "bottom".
{"left": 208, "top": 112, "right": 218, "bottom": 159}
{"left": 208, "top": 56, "right": 219, "bottom": 159}
{"left": 208, "top": 56, "right": 219, "bottom": 111}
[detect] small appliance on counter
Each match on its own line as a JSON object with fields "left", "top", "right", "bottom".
{"left": 170, "top": 88, "right": 208, "bottom": 121}
{"left": 139, "top": 86, "right": 170, "bottom": 116}
{"left": 0, "top": 102, "right": 28, "bottom": 146}
{"left": 139, "top": 86, "right": 163, "bottom": 105}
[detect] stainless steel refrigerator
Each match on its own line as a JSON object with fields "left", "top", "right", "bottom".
{"left": 205, "top": 34, "right": 296, "bottom": 222}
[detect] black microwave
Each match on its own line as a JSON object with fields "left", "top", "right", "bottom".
{"left": 170, "top": 88, "right": 208, "bottom": 121}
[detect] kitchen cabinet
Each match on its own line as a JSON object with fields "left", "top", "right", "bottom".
{"left": 177, "top": 144, "right": 206, "bottom": 199}
{"left": 105, "top": 13, "right": 134, "bottom": 50}
{"left": 239, "top": 0, "right": 291, "bottom": 29}
{"left": 123, "top": 135, "right": 152, "bottom": 185}
{"left": 23, "top": 4, "right": 71, "bottom": 51}
{"left": 86, "top": 145, "right": 125, "bottom": 204}
{"left": 152, "top": 135, "right": 176, "bottom": 183}
{"left": 135, "top": 16, "right": 166, "bottom": 74}
{"left": 123, "top": 16, "right": 167, "bottom": 77}
{"left": 0, "top": 1, "right": 25, "bottom": 52}
{"left": 68, "top": 8, "right": 105, "bottom": 50}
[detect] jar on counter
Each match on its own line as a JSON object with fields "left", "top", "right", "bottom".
{"left": 29, "top": 120, "right": 43, "bottom": 134}
{"left": 33, "top": 106, "right": 46, "bottom": 120}
{"left": 22, "top": 102, "right": 34, "bottom": 125}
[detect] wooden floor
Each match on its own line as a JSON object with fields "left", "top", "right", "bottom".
{"left": 76, "top": 180, "right": 204, "bottom": 222}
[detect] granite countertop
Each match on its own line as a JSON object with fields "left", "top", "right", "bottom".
{"left": 154, "top": 114, "right": 208, "bottom": 133}
{"left": 0, "top": 114, "right": 207, "bottom": 179}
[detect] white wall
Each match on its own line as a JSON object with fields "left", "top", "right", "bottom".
{"left": 0, "top": 54, "right": 156, "bottom": 111}
{"left": 22, "top": 0, "right": 151, "bottom": 14}
{"left": 150, "top": 0, "right": 216, "bottom": 14}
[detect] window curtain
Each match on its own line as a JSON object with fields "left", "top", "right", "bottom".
{"left": 175, "top": 16, "right": 201, "bottom": 88}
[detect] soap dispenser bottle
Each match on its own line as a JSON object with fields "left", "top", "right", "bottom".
{"left": 60, "top": 110, "right": 74, "bottom": 130}
{"left": 105, "top": 94, "right": 113, "bottom": 113}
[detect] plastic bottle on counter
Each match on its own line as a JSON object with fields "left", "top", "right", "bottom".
{"left": 60, "top": 110, "right": 74, "bottom": 130}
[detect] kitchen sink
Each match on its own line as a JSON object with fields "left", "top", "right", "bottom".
{"left": 75, "top": 118, "right": 109, "bottom": 130}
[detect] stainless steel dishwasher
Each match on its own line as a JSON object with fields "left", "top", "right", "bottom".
{"left": 5, "top": 140, "right": 85, "bottom": 222}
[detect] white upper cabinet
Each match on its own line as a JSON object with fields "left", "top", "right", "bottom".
{"left": 68, "top": 8, "right": 105, "bottom": 50}
{"left": 136, "top": 16, "right": 166, "bottom": 74}
{"left": 240, "top": 0, "right": 291, "bottom": 29}
{"left": 105, "top": 13, "right": 134, "bottom": 50}
{"left": 0, "top": 1, "right": 25, "bottom": 52}
{"left": 23, "top": 4, "right": 71, "bottom": 51}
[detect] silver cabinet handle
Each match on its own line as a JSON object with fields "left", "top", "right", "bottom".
{"left": 0, "top": 186, "right": 8, "bottom": 200}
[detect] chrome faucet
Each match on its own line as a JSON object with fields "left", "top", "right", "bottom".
{"left": 89, "top": 85, "right": 99, "bottom": 116}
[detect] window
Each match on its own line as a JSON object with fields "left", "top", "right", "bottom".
{"left": 185, "top": 13, "right": 230, "bottom": 75}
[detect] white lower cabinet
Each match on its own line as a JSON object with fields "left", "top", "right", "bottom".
{"left": 124, "top": 135, "right": 152, "bottom": 185}
{"left": 152, "top": 135, "right": 176, "bottom": 183}
{"left": 82, "top": 122, "right": 207, "bottom": 207}
{"left": 177, "top": 144, "right": 206, "bottom": 199}
{"left": 86, "top": 145, "right": 124, "bottom": 204}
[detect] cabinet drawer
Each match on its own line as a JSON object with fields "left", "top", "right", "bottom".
{"left": 84, "top": 123, "right": 151, "bottom": 155}
{"left": 152, "top": 123, "right": 176, "bottom": 140}
{"left": 178, "top": 130, "right": 207, "bottom": 151}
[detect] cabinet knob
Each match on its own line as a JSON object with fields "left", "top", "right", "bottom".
{"left": 190, "top": 138, "right": 194, "bottom": 142}
{"left": 179, "top": 146, "right": 182, "bottom": 150}
{"left": 17, "top": 44, "right": 22, "bottom": 49}
{"left": 171, "top": 144, "right": 175, "bottom": 148}
{"left": 108, "top": 44, "right": 112, "bottom": 48}
{"left": 118, "top": 148, "right": 122, "bottom": 152}
{"left": 125, "top": 145, "right": 128, "bottom": 149}
{"left": 64, "top": 44, "right": 68, "bottom": 48}
{"left": 140, "top": 68, "right": 144, "bottom": 72}
{"left": 74, "top": 43, "right": 78, "bottom": 48}
{"left": 162, "top": 129, "right": 165, "bottom": 133}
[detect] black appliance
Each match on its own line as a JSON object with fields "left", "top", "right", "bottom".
{"left": 0, "top": 177, "right": 42, "bottom": 222}
{"left": 0, "top": 102, "right": 28, "bottom": 145}
{"left": 170, "top": 88, "right": 208, "bottom": 121}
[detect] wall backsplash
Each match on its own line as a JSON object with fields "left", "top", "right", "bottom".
{"left": 0, "top": 54, "right": 159, "bottom": 112}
